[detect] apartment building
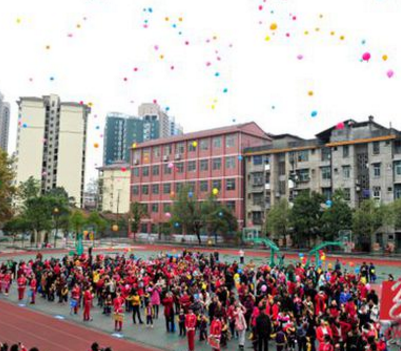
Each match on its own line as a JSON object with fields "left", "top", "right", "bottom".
{"left": 0, "top": 92, "right": 10, "bottom": 152}
{"left": 130, "top": 122, "right": 271, "bottom": 234}
{"left": 15, "top": 94, "right": 90, "bottom": 206}
{"left": 244, "top": 117, "right": 401, "bottom": 250}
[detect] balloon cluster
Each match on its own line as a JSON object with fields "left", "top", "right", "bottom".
{"left": 298, "top": 253, "right": 306, "bottom": 266}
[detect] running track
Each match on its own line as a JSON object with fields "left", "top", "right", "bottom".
{"left": 0, "top": 300, "right": 158, "bottom": 351}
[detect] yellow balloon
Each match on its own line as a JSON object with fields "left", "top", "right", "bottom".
{"left": 132, "top": 143, "right": 137, "bottom": 148}
{"left": 382, "top": 55, "right": 388, "bottom": 61}
{"left": 112, "top": 224, "right": 119, "bottom": 232}
{"left": 265, "top": 35, "right": 271, "bottom": 42}
{"left": 308, "top": 91, "right": 314, "bottom": 96}
{"left": 270, "top": 23, "right": 277, "bottom": 30}
{"left": 212, "top": 188, "right": 219, "bottom": 195}
{"left": 192, "top": 141, "right": 198, "bottom": 147}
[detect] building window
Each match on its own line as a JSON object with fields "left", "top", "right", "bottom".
{"left": 253, "top": 193, "right": 263, "bottom": 206}
{"left": 188, "top": 142, "right": 197, "bottom": 152}
{"left": 299, "top": 169, "right": 310, "bottom": 182}
{"left": 132, "top": 185, "right": 139, "bottom": 195}
{"left": 163, "top": 145, "right": 172, "bottom": 156}
{"left": 226, "top": 178, "right": 236, "bottom": 191}
{"left": 200, "top": 139, "right": 209, "bottom": 151}
{"left": 394, "top": 161, "right": 401, "bottom": 176}
{"left": 200, "top": 159, "right": 209, "bottom": 171}
{"left": 394, "top": 185, "right": 401, "bottom": 199}
{"left": 226, "top": 134, "right": 235, "bottom": 148}
{"left": 252, "top": 212, "right": 262, "bottom": 225}
{"left": 133, "top": 168, "right": 139, "bottom": 177}
{"left": 187, "top": 181, "right": 196, "bottom": 192}
{"left": 142, "top": 185, "right": 149, "bottom": 195}
{"left": 321, "top": 148, "right": 331, "bottom": 161}
{"left": 226, "top": 156, "right": 236, "bottom": 169}
{"left": 278, "top": 161, "right": 286, "bottom": 176}
{"left": 153, "top": 146, "right": 160, "bottom": 157}
{"left": 200, "top": 180, "right": 208, "bottom": 192}
{"left": 143, "top": 148, "right": 150, "bottom": 162}
{"left": 298, "top": 150, "right": 309, "bottom": 162}
{"left": 163, "top": 183, "right": 171, "bottom": 194}
{"left": 176, "top": 142, "right": 185, "bottom": 154}
{"left": 394, "top": 140, "right": 401, "bottom": 154}
{"left": 342, "top": 165, "right": 351, "bottom": 179}
{"left": 175, "top": 182, "right": 184, "bottom": 193}
{"left": 212, "top": 158, "right": 222, "bottom": 170}
{"left": 176, "top": 162, "right": 184, "bottom": 173}
{"left": 151, "top": 203, "right": 159, "bottom": 213}
{"left": 164, "top": 163, "right": 172, "bottom": 175}
{"left": 373, "top": 141, "right": 380, "bottom": 155}
{"left": 141, "top": 223, "right": 148, "bottom": 233}
{"left": 163, "top": 203, "right": 171, "bottom": 213}
{"left": 212, "top": 179, "right": 221, "bottom": 190}
{"left": 343, "top": 188, "right": 351, "bottom": 201}
{"left": 253, "top": 155, "right": 263, "bottom": 165}
{"left": 226, "top": 201, "right": 235, "bottom": 212}
{"left": 152, "top": 165, "right": 159, "bottom": 176}
{"left": 213, "top": 137, "right": 222, "bottom": 148}
{"left": 252, "top": 172, "right": 264, "bottom": 187}
{"left": 322, "top": 187, "right": 332, "bottom": 200}
{"left": 142, "top": 166, "right": 149, "bottom": 177}
{"left": 321, "top": 166, "right": 331, "bottom": 180}
{"left": 152, "top": 184, "right": 159, "bottom": 194}
{"left": 373, "top": 186, "right": 381, "bottom": 200}
{"left": 373, "top": 163, "right": 381, "bottom": 177}
{"left": 279, "top": 180, "right": 286, "bottom": 195}
{"left": 343, "top": 145, "right": 349, "bottom": 158}
{"left": 187, "top": 161, "right": 196, "bottom": 172}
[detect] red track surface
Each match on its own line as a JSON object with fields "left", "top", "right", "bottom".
{"left": 0, "top": 300, "right": 157, "bottom": 351}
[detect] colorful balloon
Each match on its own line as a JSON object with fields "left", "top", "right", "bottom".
{"left": 311, "top": 111, "right": 318, "bottom": 118}
{"left": 212, "top": 188, "right": 219, "bottom": 195}
{"left": 362, "top": 52, "right": 371, "bottom": 62}
{"left": 387, "top": 70, "right": 394, "bottom": 78}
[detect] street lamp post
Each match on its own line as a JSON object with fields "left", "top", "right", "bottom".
{"left": 53, "top": 207, "right": 60, "bottom": 248}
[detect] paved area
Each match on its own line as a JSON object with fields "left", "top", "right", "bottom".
{"left": 1, "top": 246, "right": 400, "bottom": 351}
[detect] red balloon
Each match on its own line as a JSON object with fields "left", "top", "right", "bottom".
{"left": 362, "top": 52, "right": 371, "bottom": 62}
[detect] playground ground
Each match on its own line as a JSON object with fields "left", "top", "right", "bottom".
{"left": 0, "top": 244, "right": 400, "bottom": 351}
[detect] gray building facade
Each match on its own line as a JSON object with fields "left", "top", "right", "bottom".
{"left": 244, "top": 117, "right": 401, "bottom": 251}
{"left": 0, "top": 92, "right": 10, "bottom": 152}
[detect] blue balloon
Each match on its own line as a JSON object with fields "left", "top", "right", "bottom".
{"left": 299, "top": 253, "right": 304, "bottom": 258}
{"left": 188, "top": 192, "right": 193, "bottom": 198}
{"left": 326, "top": 200, "right": 332, "bottom": 208}
{"left": 218, "top": 212, "right": 223, "bottom": 217}
{"left": 174, "top": 222, "right": 180, "bottom": 228}
{"left": 22, "top": 123, "right": 27, "bottom": 128}
{"left": 355, "top": 267, "right": 360, "bottom": 274}
{"left": 311, "top": 111, "right": 318, "bottom": 118}
{"left": 238, "top": 155, "right": 243, "bottom": 161}
{"left": 238, "top": 269, "right": 242, "bottom": 274}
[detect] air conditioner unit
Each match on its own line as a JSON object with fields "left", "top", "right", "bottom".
{"left": 133, "top": 160, "right": 139, "bottom": 165}
{"left": 175, "top": 154, "right": 181, "bottom": 160}
{"left": 163, "top": 155, "right": 169, "bottom": 161}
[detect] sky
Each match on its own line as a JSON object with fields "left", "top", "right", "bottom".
{"left": 1, "top": 0, "right": 401, "bottom": 185}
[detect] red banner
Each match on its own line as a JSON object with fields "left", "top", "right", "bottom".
{"left": 380, "top": 281, "right": 401, "bottom": 321}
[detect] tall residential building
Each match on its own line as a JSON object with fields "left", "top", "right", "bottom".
{"left": 130, "top": 122, "right": 271, "bottom": 234}
{"left": 16, "top": 94, "right": 90, "bottom": 207}
{"left": 98, "top": 161, "right": 130, "bottom": 214}
{"left": 103, "top": 103, "right": 183, "bottom": 165}
{"left": 0, "top": 92, "right": 10, "bottom": 152}
{"left": 244, "top": 116, "right": 401, "bottom": 250}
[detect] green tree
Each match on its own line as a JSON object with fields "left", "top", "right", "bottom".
{"left": 17, "top": 176, "right": 40, "bottom": 202}
{"left": 321, "top": 190, "right": 352, "bottom": 241}
{"left": 0, "top": 150, "right": 16, "bottom": 223}
{"left": 130, "top": 202, "right": 148, "bottom": 241}
{"left": 201, "top": 194, "right": 238, "bottom": 245}
{"left": 86, "top": 211, "right": 107, "bottom": 240}
{"left": 265, "top": 198, "right": 290, "bottom": 247}
{"left": 170, "top": 186, "right": 202, "bottom": 244}
{"left": 352, "top": 199, "right": 387, "bottom": 251}
{"left": 23, "top": 196, "right": 55, "bottom": 244}
{"left": 2, "top": 216, "right": 29, "bottom": 246}
{"left": 69, "top": 210, "right": 86, "bottom": 238}
{"left": 290, "top": 191, "right": 325, "bottom": 247}
{"left": 390, "top": 199, "right": 401, "bottom": 229}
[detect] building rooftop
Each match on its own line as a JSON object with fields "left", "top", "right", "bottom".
{"left": 97, "top": 161, "right": 130, "bottom": 171}
{"left": 132, "top": 122, "right": 271, "bottom": 149}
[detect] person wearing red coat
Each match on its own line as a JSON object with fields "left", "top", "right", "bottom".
{"left": 315, "top": 291, "right": 327, "bottom": 316}
{"left": 209, "top": 316, "right": 222, "bottom": 351}
{"left": 83, "top": 288, "right": 94, "bottom": 321}
{"left": 29, "top": 276, "right": 37, "bottom": 304}
{"left": 162, "top": 292, "right": 175, "bottom": 332}
{"left": 71, "top": 284, "right": 81, "bottom": 315}
{"left": 316, "top": 320, "right": 333, "bottom": 344}
{"left": 185, "top": 309, "right": 197, "bottom": 351}
{"left": 17, "top": 275, "right": 27, "bottom": 300}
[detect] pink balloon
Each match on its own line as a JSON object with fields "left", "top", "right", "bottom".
{"left": 165, "top": 212, "right": 171, "bottom": 218}
{"left": 336, "top": 122, "right": 345, "bottom": 130}
{"left": 387, "top": 70, "right": 394, "bottom": 78}
{"left": 297, "top": 54, "right": 304, "bottom": 60}
{"left": 362, "top": 52, "right": 371, "bottom": 62}
{"left": 261, "top": 285, "right": 267, "bottom": 292}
